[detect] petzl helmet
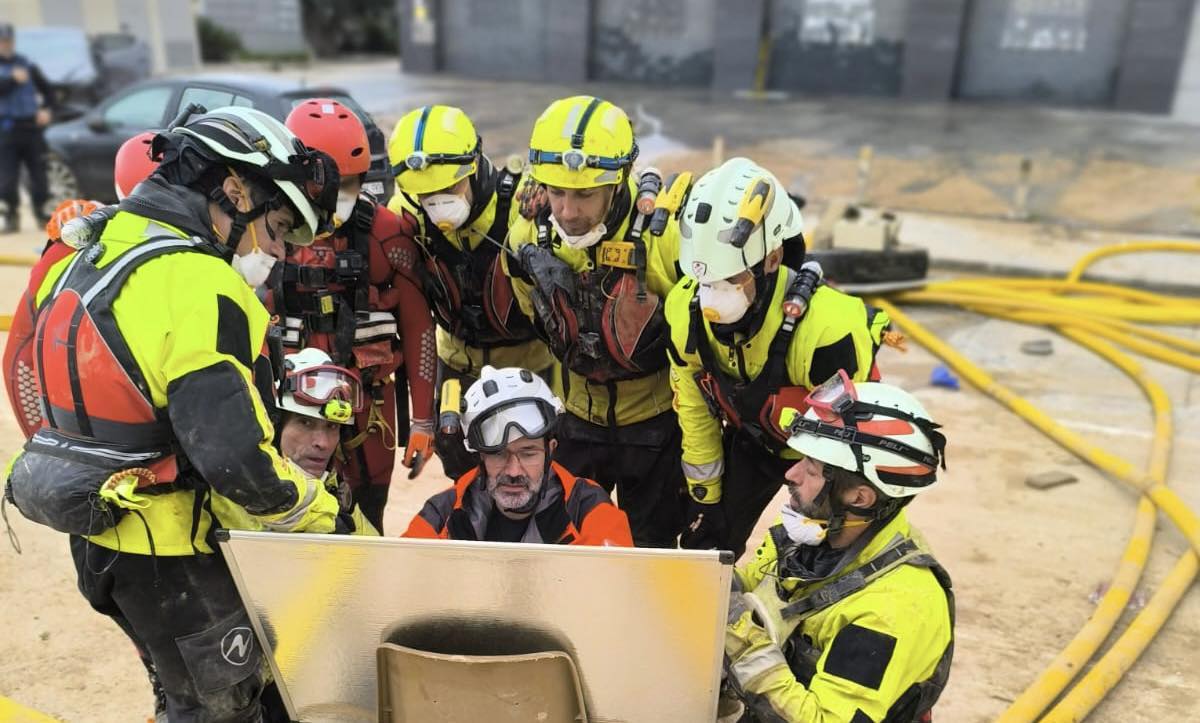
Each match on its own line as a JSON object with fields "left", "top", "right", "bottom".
{"left": 678, "top": 157, "right": 803, "bottom": 284}
{"left": 389, "top": 105, "right": 480, "bottom": 195}
{"left": 279, "top": 348, "right": 363, "bottom": 425}
{"left": 527, "top": 95, "right": 637, "bottom": 189}
{"left": 286, "top": 98, "right": 371, "bottom": 177}
{"left": 461, "top": 366, "right": 564, "bottom": 453}
{"left": 168, "top": 106, "right": 338, "bottom": 246}
{"left": 782, "top": 373, "right": 947, "bottom": 499}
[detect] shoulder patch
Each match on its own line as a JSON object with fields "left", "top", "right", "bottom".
{"left": 823, "top": 623, "right": 897, "bottom": 691}
{"left": 809, "top": 333, "right": 858, "bottom": 386}
{"left": 215, "top": 294, "right": 252, "bottom": 368}
{"left": 849, "top": 709, "right": 875, "bottom": 723}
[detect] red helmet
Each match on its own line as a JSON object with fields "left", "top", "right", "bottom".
{"left": 285, "top": 98, "right": 370, "bottom": 176}
{"left": 114, "top": 132, "right": 158, "bottom": 200}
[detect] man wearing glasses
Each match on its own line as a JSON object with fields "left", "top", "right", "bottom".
{"left": 403, "top": 365, "right": 632, "bottom": 546}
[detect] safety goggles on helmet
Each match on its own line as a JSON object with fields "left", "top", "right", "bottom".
{"left": 527, "top": 147, "right": 635, "bottom": 172}
{"left": 259, "top": 144, "right": 339, "bottom": 244}
{"left": 284, "top": 364, "right": 364, "bottom": 417}
{"left": 466, "top": 399, "right": 556, "bottom": 454}
{"left": 805, "top": 369, "right": 857, "bottom": 423}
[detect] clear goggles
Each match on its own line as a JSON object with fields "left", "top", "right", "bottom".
{"left": 285, "top": 365, "right": 364, "bottom": 417}
{"left": 468, "top": 400, "right": 555, "bottom": 454}
{"left": 805, "top": 369, "right": 857, "bottom": 423}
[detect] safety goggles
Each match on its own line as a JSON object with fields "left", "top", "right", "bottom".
{"left": 263, "top": 146, "right": 340, "bottom": 244}
{"left": 805, "top": 369, "right": 857, "bottom": 423}
{"left": 468, "top": 400, "right": 555, "bottom": 454}
{"left": 527, "top": 147, "right": 634, "bottom": 172}
{"left": 393, "top": 145, "right": 479, "bottom": 178}
{"left": 285, "top": 364, "right": 364, "bottom": 415}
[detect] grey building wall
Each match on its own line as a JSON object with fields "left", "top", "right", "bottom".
{"left": 434, "top": 0, "right": 587, "bottom": 82}
{"left": 1172, "top": 0, "right": 1200, "bottom": 118}
{"left": 201, "top": 0, "right": 306, "bottom": 55}
{"left": 901, "top": 0, "right": 967, "bottom": 100}
{"left": 712, "top": 0, "right": 767, "bottom": 91}
{"left": 397, "top": 0, "right": 440, "bottom": 73}
{"left": 589, "top": 0, "right": 716, "bottom": 86}
{"left": 1114, "top": 0, "right": 1197, "bottom": 113}
{"left": 766, "top": 0, "right": 909, "bottom": 95}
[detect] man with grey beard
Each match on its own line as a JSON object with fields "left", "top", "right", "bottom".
{"left": 403, "top": 366, "right": 633, "bottom": 546}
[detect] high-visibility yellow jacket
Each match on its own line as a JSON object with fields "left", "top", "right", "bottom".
{"left": 729, "top": 511, "right": 953, "bottom": 722}
{"left": 504, "top": 178, "right": 682, "bottom": 427}
{"left": 665, "top": 269, "right": 888, "bottom": 501}
{"left": 28, "top": 208, "right": 337, "bottom": 555}
{"left": 388, "top": 184, "right": 553, "bottom": 377}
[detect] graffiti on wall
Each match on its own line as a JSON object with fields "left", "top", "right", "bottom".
{"left": 768, "top": 0, "right": 907, "bottom": 95}
{"left": 590, "top": 0, "right": 716, "bottom": 86}
{"left": 800, "top": 0, "right": 877, "bottom": 46}
{"left": 1000, "top": 0, "right": 1090, "bottom": 52}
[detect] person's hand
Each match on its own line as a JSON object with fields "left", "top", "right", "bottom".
{"left": 35, "top": 108, "right": 51, "bottom": 127}
{"left": 403, "top": 419, "right": 436, "bottom": 479}
{"left": 679, "top": 496, "right": 727, "bottom": 550}
{"left": 259, "top": 476, "right": 340, "bottom": 533}
{"left": 11, "top": 66, "right": 29, "bottom": 84}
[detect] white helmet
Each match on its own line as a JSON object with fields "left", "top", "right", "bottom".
{"left": 462, "top": 366, "right": 564, "bottom": 453}
{"left": 171, "top": 106, "right": 334, "bottom": 246}
{"left": 678, "top": 157, "right": 804, "bottom": 284}
{"left": 782, "top": 375, "right": 946, "bottom": 499}
{"left": 278, "top": 348, "right": 363, "bottom": 426}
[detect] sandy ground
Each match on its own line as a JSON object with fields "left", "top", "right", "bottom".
{"left": 0, "top": 213, "right": 1197, "bottom": 722}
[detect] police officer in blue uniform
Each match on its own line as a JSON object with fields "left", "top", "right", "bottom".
{"left": 0, "top": 22, "right": 56, "bottom": 233}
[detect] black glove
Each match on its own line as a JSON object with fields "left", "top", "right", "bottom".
{"left": 680, "top": 498, "right": 727, "bottom": 550}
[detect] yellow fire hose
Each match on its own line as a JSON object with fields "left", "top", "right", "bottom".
{"left": 873, "top": 245, "right": 1200, "bottom": 721}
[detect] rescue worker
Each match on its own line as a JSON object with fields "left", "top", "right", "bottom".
{"left": 282, "top": 98, "right": 438, "bottom": 532}
{"left": 4, "top": 131, "right": 158, "bottom": 438}
{"left": 387, "top": 104, "right": 551, "bottom": 480}
{"left": 403, "top": 365, "right": 633, "bottom": 546}
{"left": 666, "top": 158, "right": 890, "bottom": 557}
{"left": 4, "top": 106, "right": 343, "bottom": 722}
{"left": 0, "top": 22, "right": 56, "bottom": 232}
{"left": 505, "top": 95, "right": 684, "bottom": 548}
{"left": 724, "top": 376, "right": 953, "bottom": 722}
{"left": 273, "top": 348, "right": 378, "bottom": 535}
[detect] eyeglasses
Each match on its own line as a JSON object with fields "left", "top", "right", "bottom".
{"left": 480, "top": 445, "right": 547, "bottom": 471}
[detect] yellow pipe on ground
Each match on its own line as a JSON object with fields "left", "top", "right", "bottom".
{"left": 0, "top": 314, "right": 9, "bottom": 331}
{"left": 893, "top": 287, "right": 1200, "bottom": 325}
{"left": 993, "top": 323, "right": 1170, "bottom": 721}
{"left": 0, "top": 254, "right": 38, "bottom": 268}
{"left": 1065, "top": 241, "right": 1200, "bottom": 283}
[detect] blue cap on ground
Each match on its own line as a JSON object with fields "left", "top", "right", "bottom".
{"left": 930, "top": 365, "right": 960, "bottom": 390}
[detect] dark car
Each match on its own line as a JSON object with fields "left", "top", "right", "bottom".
{"left": 44, "top": 74, "right": 393, "bottom": 207}
{"left": 15, "top": 26, "right": 151, "bottom": 118}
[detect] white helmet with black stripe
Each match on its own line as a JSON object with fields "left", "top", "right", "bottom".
{"left": 169, "top": 106, "right": 337, "bottom": 247}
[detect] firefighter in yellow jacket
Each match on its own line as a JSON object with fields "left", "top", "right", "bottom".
{"left": 725, "top": 377, "right": 953, "bottom": 722}
{"left": 504, "top": 95, "right": 684, "bottom": 548}
{"left": 666, "top": 158, "right": 890, "bottom": 557}
{"left": 4, "top": 106, "right": 342, "bottom": 721}
{"left": 387, "top": 104, "right": 552, "bottom": 479}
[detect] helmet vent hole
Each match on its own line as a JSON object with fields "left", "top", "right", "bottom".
{"left": 351, "top": 148, "right": 364, "bottom": 157}
{"left": 695, "top": 202, "right": 712, "bottom": 223}
{"left": 519, "top": 369, "right": 533, "bottom": 382}
{"left": 483, "top": 380, "right": 499, "bottom": 397}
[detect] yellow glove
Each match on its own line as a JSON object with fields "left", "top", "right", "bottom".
{"left": 257, "top": 476, "right": 340, "bottom": 533}
{"left": 725, "top": 607, "right": 791, "bottom": 693}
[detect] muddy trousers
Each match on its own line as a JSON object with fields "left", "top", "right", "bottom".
{"left": 554, "top": 410, "right": 686, "bottom": 548}
{"left": 70, "top": 536, "right": 285, "bottom": 723}
{"left": 719, "top": 431, "right": 796, "bottom": 559}
{"left": 342, "top": 378, "right": 398, "bottom": 533}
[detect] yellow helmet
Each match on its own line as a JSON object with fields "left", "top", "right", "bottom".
{"left": 389, "top": 105, "right": 480, "bottom": 195}
{"left": 527, "top": 95, "right": 638, "bottom": 189}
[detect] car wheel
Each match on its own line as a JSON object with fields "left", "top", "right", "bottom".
{"left": 44, "top": 153, "right": 80, "bottom": 211}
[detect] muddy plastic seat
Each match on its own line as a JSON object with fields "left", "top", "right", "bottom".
{"left": 376, "top": 643, "right": 588, "bottom": 722}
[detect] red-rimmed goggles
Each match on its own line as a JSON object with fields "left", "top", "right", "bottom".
{"left": 804, "top": 368, "right": 857, "bottom": 423}
{"left": 284, "top": 364, "right": 364, "bottom": 414}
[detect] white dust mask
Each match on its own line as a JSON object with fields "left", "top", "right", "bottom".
{"left": 780, "top": 504, "right": 829, "bottom": 546}
{"left": 698, "top": 279, "right": 752, "bottom": 324}
{"left": 421, "top": 193, "right": 471, "bottom": 232}
{"left": 550, "top": 214, "right": 606, "bottom": 250}
{"left": 335, "top": 191, "right": 358, "bottom": 226}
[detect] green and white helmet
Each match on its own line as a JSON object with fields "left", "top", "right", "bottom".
{"left": 172, "top": 106, "right": 336, "bottom": 246}
{"left": 678, "top": 157, "right": 803, "bottom": 284}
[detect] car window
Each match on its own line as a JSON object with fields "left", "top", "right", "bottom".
{"left": 179, "top": 87, "right": 256, "bottom": 114}
{"left": 103, "top": 85, "right": 173, "bottom": 128}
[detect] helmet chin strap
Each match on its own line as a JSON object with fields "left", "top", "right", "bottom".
{"left": 208, "top": 184, "right": 270, "bottom": 261}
